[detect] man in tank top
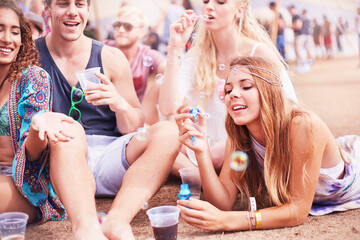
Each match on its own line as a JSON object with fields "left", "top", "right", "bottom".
{"left": 36, "top": 0, "right": 181, "bottom": 239}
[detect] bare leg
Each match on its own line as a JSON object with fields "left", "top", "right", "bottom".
{"left": 0, "top": 175, "right": 37, "bottom": 223}
{"left": 49, "top": 121, "right": 106, "bottom": 240}
{"left": 101, "top": 121, "right": 181, "bottom": 239}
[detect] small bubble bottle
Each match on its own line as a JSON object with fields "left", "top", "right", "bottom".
{"left": 178, "top": 184, "right": 191, "bottom": 200}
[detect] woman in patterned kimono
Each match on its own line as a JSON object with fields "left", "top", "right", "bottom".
{"left": 175, "top": 56, "right": 360, "bottom": 231}
{"left": 0, "top": 0, "right": 74, "bottom": 223}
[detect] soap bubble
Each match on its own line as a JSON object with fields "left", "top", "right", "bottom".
{"left": 230, "top": 151, "right": 249, "bottom": 171}
{"left": 191, "top": 33, "right": 197, "bottom": 40}
{"left": 155, "top": 73, "right": 164, "bottom": 85}
{"left": 218, "top": 63, "right": 226, "bottom": 71}
{"left": 200, "top": 112, "right": 211, "bottom": 119}
{"left": 97, "top": 212, "right": 107, "bottom": 224}
{"left": 135, "top": 127, "right": 149, "bottom": 141}
{"left": 142, "top": 202, "right": 149, "bottom": 210}
{"left": 143, "top": 56, "right": 153, "bottom": 67}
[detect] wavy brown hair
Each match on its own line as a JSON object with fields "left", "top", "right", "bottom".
{"left": 225, "top": 57, "right": 313, "bottom": 210}
{"left": 1, "top": 0, "right": 39, "bottom": 83}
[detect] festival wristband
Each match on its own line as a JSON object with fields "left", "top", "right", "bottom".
{"left": 254, "top": 210, "right": 262, "bottom": 229}
{"left": 250, "top": 197, "right": 257, "bottom": 211}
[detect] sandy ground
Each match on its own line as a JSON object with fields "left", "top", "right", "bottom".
{"left": 25, "top": 56, "right": 360, "bottom": 239}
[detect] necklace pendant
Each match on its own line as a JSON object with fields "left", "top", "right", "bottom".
{"left": 218, "top": 63, "right": 226, "bottom": 71}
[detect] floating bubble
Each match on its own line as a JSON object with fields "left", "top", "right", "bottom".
{"left": 217, "top": 79, "right": 226, "bottom": 102}
{"left": 142, "top": 202, "right": 149, "bottom": 210}
{"left": 189, "top": 12, "right": 197, "bottom": 21}
{"left": 199, "top": 14, "right": 210, "bottom": 20}
{"left": 97, "top": 212, "right": 107, "bottom": 224}
{"left": 230, "top": 151, "right": 249, "bottom": 171}
{"left": 218, "top": 63, "right": 226, "bottom": 71}
{"left": 135, "top": 127, "right": 149, "bottom": 141}
{"left": 155, "top": 73, "right": 164, "bottom": 85}
{"left": 232, "top": 67, "right": 238, "bottom": 74}
{"left": 191, "top": 33, "right": 197, "bottom": 40}
{"left": 200, "top": 112, "right": 211, "bottom": 119}
{"left": 143, "top": 56, "right": 153, "bottom": 67}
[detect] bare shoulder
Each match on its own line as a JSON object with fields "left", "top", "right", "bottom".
{"left": 101, "top": 45, "right": 132, "bottom": 82}
{"left": 290, "top": 111, "right": 331, "bottom": 148}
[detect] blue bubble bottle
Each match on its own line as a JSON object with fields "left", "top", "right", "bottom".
{"left": 178, "top": 184, "right": 191, "bottom": 200}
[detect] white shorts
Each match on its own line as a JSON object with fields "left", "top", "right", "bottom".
{"left": 86, "top": 133, "right": 136, "bottom": 196}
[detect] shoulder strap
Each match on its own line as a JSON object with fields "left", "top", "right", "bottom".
{"left": 250, "top": 42, "right": 266, "bottom": 57}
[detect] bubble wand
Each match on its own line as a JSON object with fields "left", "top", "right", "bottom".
{"left": 190, "top": 107, "right": 200, "bottom": 145}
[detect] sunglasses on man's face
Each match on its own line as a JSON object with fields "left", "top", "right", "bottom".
{"left": 112, "top": 21, "right": 136, "bottom": 32}
{"left": 68, "top": 86, "right": 84, "bottom": 121}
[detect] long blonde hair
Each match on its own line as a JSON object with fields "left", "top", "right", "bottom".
{"left": 192, "top": 0, "right": 285, "bottom": 101}
{"left": 225, "top": 57, "right": 312, "bottom": 209}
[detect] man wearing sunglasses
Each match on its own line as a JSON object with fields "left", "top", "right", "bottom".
{"left": 104, "top": 5, "right": 166, "bottom": 126}
{"left": 35, "top": 0, "right": 181, "bottom": 239}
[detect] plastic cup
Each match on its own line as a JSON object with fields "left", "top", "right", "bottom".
{"left": 178, "top": 167, "right": 202, "bottom": 199}
{"left": 76, "top": 67, "right": 101, "bottom": 102}
{"left": 146, "top": 206, "right": 180, "bottom": 240}
{"left": 0, "top": 212, "right": 28, "bottom": 240}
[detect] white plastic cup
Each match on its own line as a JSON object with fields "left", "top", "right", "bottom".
{"left": 0, "top": 212, "right": 28, "bottom": 240}
{"left": 146, "top": 206, "right": 180, "bottom": 240}
{"left": 178, "top": 167, "right": 202, "bottom": 199}
{"left": 76, "top": 67, "right": 101, "bottom": 102}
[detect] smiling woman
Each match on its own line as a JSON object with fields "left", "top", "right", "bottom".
{"left": 0, "top": 0, "right": 76, "bottom": 226}
{"left": 175, "top": 56, "right": 360, "bottom": 232}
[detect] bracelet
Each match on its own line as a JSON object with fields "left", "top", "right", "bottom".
{"left": 254, "top": 210, "right": 262, "bottom": 229}
{"left": 249, "top": 211, "right": 256, "bottom": 229}
{"left": 246, "top": 212, "right": 252, "bottom": 231}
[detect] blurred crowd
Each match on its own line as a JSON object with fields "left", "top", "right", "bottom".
{"left": 17, "top": 0, "right": 360, "bottom": 74}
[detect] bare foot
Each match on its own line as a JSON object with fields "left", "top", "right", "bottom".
{"left": 101, "top": 215, "right": 135, "bottom": 240}
{"left": 72, "top": 221, "right": 107, "bottom": 240}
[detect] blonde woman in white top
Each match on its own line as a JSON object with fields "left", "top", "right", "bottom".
{"left": 159, "top": 0, "right": 297, "bottom": 175}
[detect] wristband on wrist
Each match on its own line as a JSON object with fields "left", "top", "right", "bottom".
{"left": 250, "top": 197, "right": 257, "bottom": 211}
{"left": 254, "top": 210, "right": 262, "bottom": 229}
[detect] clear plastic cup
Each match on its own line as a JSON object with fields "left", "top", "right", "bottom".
{"left": 178, "top": 167, "right": 202, "bottom": 199}
{"left": 76, "top": 67, "right": 101, "bottom": 102}
{"left": 0, "top": 212, "right": 28, "bottom": 240}
{"left": 146, "top": 206, "right": 180, "bottom": 240}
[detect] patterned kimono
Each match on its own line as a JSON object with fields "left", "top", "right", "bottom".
{"left": 9, "top": 65, "right": 66, "bottom": 223}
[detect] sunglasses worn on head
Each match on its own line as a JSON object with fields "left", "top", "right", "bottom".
{"left": 68, "top": 86, "right": 84, "bottom": 121}
{"left": 112, "top": 21, "right": 136, "bottom": 32}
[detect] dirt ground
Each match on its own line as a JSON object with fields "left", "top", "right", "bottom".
{"left": 25, "top": 56, "right": 360, "bottom": 239}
